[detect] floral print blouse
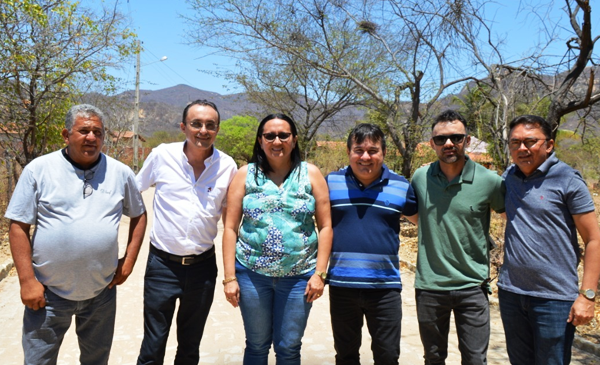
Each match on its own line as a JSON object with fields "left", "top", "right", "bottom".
{"left": 236, "top": 162, "right": 318, "bottom": 277}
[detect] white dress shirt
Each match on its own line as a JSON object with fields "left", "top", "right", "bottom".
{"left": 137, "top": 142, "right": 237, "bottom": 255}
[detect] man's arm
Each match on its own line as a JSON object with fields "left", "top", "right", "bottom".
{"left": 9, "top": 220, "right": 46, "bottom": 310}
{"left": 568, "top": 211, "right": 600, "bottom": 326}
{"left": 109, "top": 211, "right": 148, "bottom": 288}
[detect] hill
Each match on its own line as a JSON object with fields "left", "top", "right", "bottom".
{"left": 120, "top": 85, "right": 280, "bottom": 135}
{"left": 118, "top": 84, "right": 363, "bottom": 137}
{"left": 118, "top": 73, "right": 600, "bottom": 139}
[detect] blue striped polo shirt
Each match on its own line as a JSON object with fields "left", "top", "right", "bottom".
{"left": 326, "top": 165, "right": 417, "bottom": 289}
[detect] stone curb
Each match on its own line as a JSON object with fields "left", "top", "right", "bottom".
{"left": 573, "top": 336, "right": 600, "bottom": 357}
{"left": 0, "top": 258, "right": 13, "bottom": 283}
{"left": 400, "top": 259, "right": 600, "bottom": 357}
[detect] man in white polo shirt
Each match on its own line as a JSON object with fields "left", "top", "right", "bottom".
{"left": 136, "top": 100, "right": 238, "bottom": 364}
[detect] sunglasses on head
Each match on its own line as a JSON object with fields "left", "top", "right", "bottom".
{"left": 431, "top": 134, "right": 466, "bottom": 146}
{"left": 262, "top": 132, "right": 292, "bottom": 142}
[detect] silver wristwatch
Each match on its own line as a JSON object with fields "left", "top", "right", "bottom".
{"left": 579, "top": 289, "right": 596, "bottom": 301}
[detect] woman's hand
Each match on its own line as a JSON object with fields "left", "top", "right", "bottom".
{"left": 305, "top": 274, "right": 325, "bottom": 303}
{"left": 224, "top": 280, "right": 241, "bottom": 308}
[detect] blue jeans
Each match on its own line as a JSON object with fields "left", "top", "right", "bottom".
{"left": 498, "top": 289, "right": 575, "bottom": 365}
{"left": 236, "top": 260, "right": 313, "bottom": 365}
{"left": 23, "top": 285, "right": 116, "bottom": 365}
{"left": 415, "top": 286, "right": 489, "bottom": 365}
{"left": 329, "top": 286, "right": 402, "bottom": 365}
{"left": 137, "top": 248, "right": 217, "bottom": 365}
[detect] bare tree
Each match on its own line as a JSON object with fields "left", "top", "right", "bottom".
{"left": 449, "top": 0, "right": 600, "bottom": 167}
{"left": 0, "top": 0, "right": 135, "bottom": 167}
{"left": 233, "top": 50, "right": 366, "bottom": 156}
{"left": 545, "top": 1, "right": 599, "bottom": 136}
{"left": 186, "top": 0, "right": 491, "bottom": 177}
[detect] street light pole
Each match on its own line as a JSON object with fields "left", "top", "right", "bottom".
{"left": 132, "top": 40, "right": 167, "bottom": 173}
{"left": 133, "top": 40, "right": 141, "bottom": 172}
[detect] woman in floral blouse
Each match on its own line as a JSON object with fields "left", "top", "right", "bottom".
{"left": 222, "top": 113, "right": 332, "bottom": 365}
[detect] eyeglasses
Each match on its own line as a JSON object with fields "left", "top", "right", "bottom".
{"left": 262, "top": 132, "right": 292, "bottom": 142}
{"left": 83, "top": 169, "right": 95, "bottom": 199}
{"left": 508, "top": 138, "right": 549, "bottom": 150}
{"left": 188, "top": 121, "right": 218, "bottom": 131}
{"left": 431, "top": 134, "right": 467, "bottom": 146}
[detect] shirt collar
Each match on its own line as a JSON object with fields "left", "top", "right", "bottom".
{"left": 61, "top": 148, "right": 102, "bottom": 171}
{"left": 511, "top": 152, "right": 558, "bottom": 178}
{"left": 346, "top": 163, "right": 390, "bottom": 189}
{"left": 181, "top": 141, "right": 217, "bottom": 165}
{"left": 430, "top": 156, "right": 474, "bottom": 183}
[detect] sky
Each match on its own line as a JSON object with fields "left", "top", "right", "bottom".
{"left": 100, "top": 0, "right": 597, "bottom": 96}
{"left": 104, "top": 0, "right": 239, "bottom": 95}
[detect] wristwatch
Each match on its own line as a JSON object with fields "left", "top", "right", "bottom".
{"left": 315, "top": 271, "right": 327, "bottom": 280}
{"left": 579, "top": 288, "right": 596, "bottom": 301}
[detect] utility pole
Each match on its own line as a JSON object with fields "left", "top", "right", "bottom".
{"left": 133, "top": 39, "right": 141, "bottom": 173}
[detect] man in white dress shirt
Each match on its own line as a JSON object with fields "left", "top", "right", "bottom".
{"left": 136, "top": 100, "right": 238, "bottom": 365}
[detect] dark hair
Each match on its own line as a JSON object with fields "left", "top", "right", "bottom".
{"left": 508, "top": 115, "right": 553, "bottom": 140}
{"left": 181, "top": 99, "right": 220, "bottom": 125}
{"left": 347, "top": 123, "right": 386, "bottom": 153}
{"left": 250, "top": 113, "right": 302, "bottom": 182}
{"left": 432, "top": 109, "right": 468, "bottom": 133}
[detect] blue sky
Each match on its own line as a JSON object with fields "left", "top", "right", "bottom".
{"left": 103, "top": 0, "right": 596, "bottom": 96}
{"left": 106, "top": 0, "right": 239, "bottom": 95}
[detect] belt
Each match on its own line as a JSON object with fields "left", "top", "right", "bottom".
{"left": 150, "top": 244, "right": 215, "bottom": 266}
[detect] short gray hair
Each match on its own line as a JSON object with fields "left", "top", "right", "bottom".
{"left": 65, "top": 104, "right": 105, "bottom": 131}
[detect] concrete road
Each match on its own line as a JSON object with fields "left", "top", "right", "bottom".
{"left": 0, "top": 187, "right": 598, "bottom": 364}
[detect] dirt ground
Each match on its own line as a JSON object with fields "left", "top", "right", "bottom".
{"left": 1, "top": 196, "right": 600, "bottom": 344}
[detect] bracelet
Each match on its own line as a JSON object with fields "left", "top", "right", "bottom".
{"left": 222, "top": 277, "right": 237, "bottom": 285}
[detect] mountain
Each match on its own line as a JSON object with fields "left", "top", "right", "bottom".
{"left": 121, "top": 85, "right": 271, "bottom": 135}
{"left": 122, "top": 72, "right": 600, "bottom": 139}
{"left": 125, "top": 84, "right": 361, "bottom": 137}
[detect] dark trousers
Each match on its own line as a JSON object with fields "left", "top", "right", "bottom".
{"left": 415, "top": 286, "right": 489, "bottom": 365}
{"left": 329, "top": 286, "right": 402, "bottom": 365}
{"left": 137, "top": 249, "right": 217, "bottom": 365}
{"left": 498, "top": 289, "right": 575, "bottom": 365}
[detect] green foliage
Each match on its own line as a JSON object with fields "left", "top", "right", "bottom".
{"left": 454, "top": 84, "right": 494, "bottom": 137}
{"left": 555, "top": 133, "right": 600, "bottom": 182}
{"left": 409, "top": 144, "right": 438, "bottom": 176}
{"left": 0, "top": 0, "right": 137, "bottom": 167}
{"left": 215, "top": 115, "right": 259, "bottom": 166}
{"left": 308, "top": 140, "right": 348, "bottom": 176}
{"left": 144, "top": 131, "right": 185, "bottom": 149}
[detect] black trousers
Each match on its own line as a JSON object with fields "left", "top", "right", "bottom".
{"left": 137, "top": 250, "right": 217, "bottom": 365}
{"left": 329, "top": 286, "right": 402, "bottom": 365}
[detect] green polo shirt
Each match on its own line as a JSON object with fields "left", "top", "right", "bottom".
{"left": 411, "top": 157, "right": 505, "bottom": 291}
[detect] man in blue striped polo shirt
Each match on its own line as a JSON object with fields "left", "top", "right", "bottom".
{"left": 326, "top": 123, "right": 418, "bottom": 365}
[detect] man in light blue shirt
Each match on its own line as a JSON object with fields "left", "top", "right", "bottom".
{"left": 6, "top": 104, "right": 147, "bottom": 365}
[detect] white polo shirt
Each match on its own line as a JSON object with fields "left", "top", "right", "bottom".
{"left": 137, "top": 142, "right": 237, "bottom": 255}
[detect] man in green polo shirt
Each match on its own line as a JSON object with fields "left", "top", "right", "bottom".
{"left": 410, "top": 110, "right": 505, "bottom": 365}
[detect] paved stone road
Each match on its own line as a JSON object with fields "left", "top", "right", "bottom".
{"left": 0, "top": 188, "right": 598, "bottom": 364}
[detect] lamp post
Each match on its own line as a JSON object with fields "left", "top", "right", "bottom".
{"left": 133, "top": 40, "right": 167, "bottom": 172}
